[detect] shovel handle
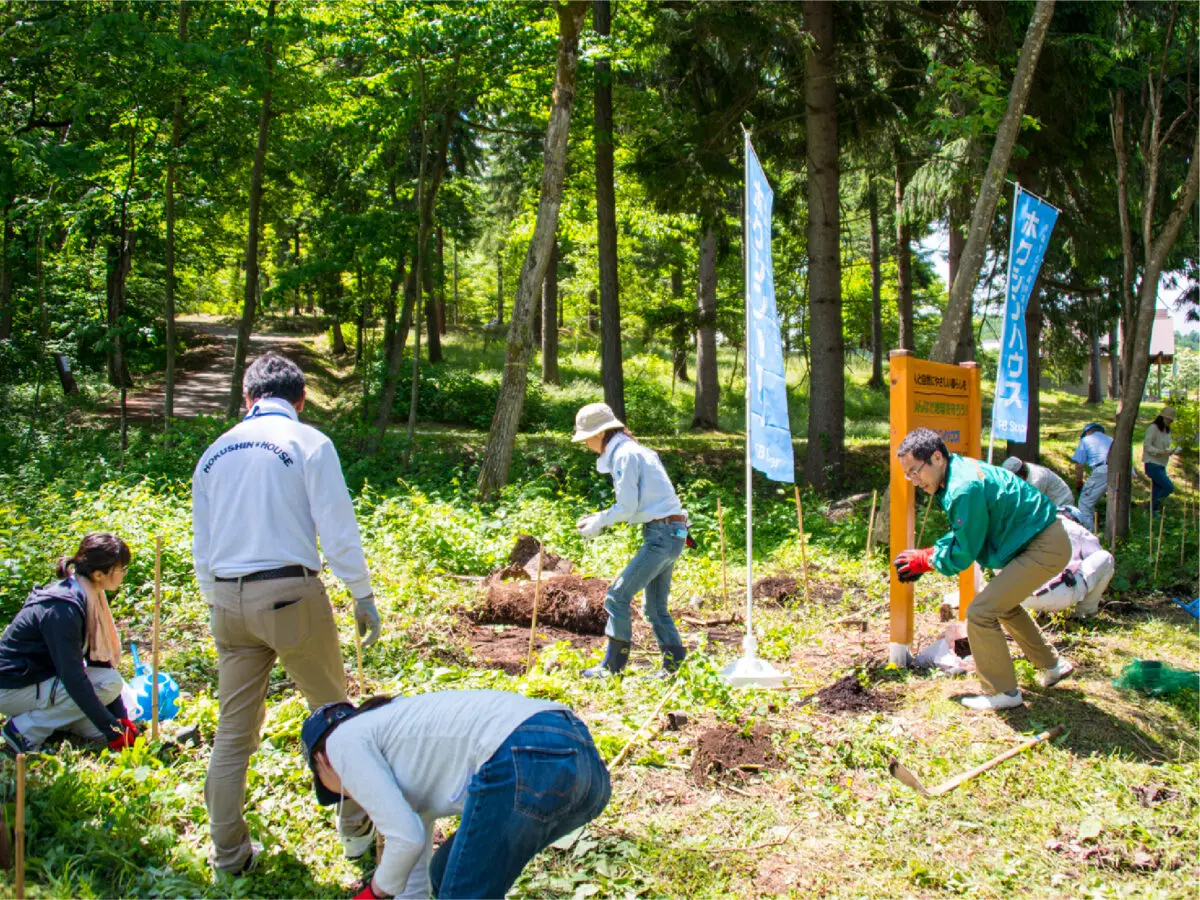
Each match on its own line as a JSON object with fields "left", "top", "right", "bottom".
{"left": 929, "top": 725, "right": 1064, "bottom": 796}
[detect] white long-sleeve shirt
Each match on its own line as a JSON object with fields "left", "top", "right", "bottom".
{"left": 593, "top": 433, "right": 684, "bottom": 529}
{"left": 325, "top": 691, "right": 566, "bottom": 898}
{"left": 191, "top": 397, "right": 373, "bottom": 601}
{"left": 1143, "top": 422, "right": 1175, "bottom": 467}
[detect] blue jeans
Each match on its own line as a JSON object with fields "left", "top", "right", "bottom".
{"left": 604, "top": 520, "right": 686, "bottom": 648}
{"left": 428, "top": 710, "right": 611, "bottom": 899}
{"left": 1145, "top": 462, "right": 1173, "bottom": 512}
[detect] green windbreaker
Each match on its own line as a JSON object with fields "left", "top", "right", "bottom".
{"left": 930, "top": 454, "right": 1058, "bottom": 576}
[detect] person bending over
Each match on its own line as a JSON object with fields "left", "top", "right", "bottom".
{"left": 302, "top": 691, "right": 611, "bottom": 899}
{"left": 1022, "top": 512, "right": 1114, "bottom": 619}
{"left": 0, "top": 533, "right": 139, "bottom": 754}
{"left": 1001, "top": 456, "right": 1075, "bottom": 508}
{"left": 572, "top": 402, "right": 690, "bottom": 678}
{"left": 893, "top": 428, "right": 1075, "bottom": 710}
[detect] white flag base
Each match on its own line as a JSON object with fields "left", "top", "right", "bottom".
{"left": 889, "top": 642, "right": 912, "bottom": 667}
{"left": 721, "top": 636, "right": 788, "bottom": 688}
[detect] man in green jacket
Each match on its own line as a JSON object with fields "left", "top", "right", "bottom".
{"left": 893, "top": 428, "right": 1076, "bottom": 710}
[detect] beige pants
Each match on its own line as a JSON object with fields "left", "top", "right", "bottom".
{"left": 206, "top": 573, "right": 368, "bottom": 872}
{"left": 967, "top": 519, "right": 1071, "bottom": 695}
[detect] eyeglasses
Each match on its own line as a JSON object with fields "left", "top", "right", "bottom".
{"left": 903, "top": 460, "right": 928, "bottom": 482}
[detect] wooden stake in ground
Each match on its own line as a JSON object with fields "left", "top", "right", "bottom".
{"left": 865, "top": 489, "right": 878, "bottom": 559}
{"left": 1154, "top": 504, "right": 1166, "bottom": 581}
{"left": 717, "top": 498, "right": 732, "bottom": 614}
{"left": 917, "top": 492, "right": 934, "bottom": 547}
{"left": 526, "top": 546, "right": 544, "bottom": 673}
{"left": 611, "top": 679, "right": 683, "bottom": 770}
{"left": 1148, "top": 505, "right": 1154, "bottom": 557}
{"left": 15, "top": 752, "right": 25, "bottom": 899}
{"left": 352, "top": 600, "right": 365, "bottom": 699}
{"left": 152, "top": 535, "right": 162, "bottom": 742}
{"left": 792, "top": 486, "right": 812, "bottom": 604}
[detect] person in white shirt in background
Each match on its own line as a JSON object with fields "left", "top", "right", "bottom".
{"left": 1072, "top": 423, "right": 1114, "bottom": 530}
{"left": 1142, "top": 406, "right": 1178, "bottom": 514}
{"left": 1022, "top": 511, "right": 1115, "bottom": 618}
{"left": 572, "top": 402, "right": 690, "bottom": 678}
{"left": 301, "top": 691, "right": 611, "bottom": 900}
{"left": 1001, "top": 456, "right": 1075, "bottom": 508}
{"left": 192, "top": 352, "right": 381, "bottom": 875}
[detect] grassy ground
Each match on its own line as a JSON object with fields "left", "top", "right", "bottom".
{"left": 0, "top": 323, "right": 1194, "bottom": 898}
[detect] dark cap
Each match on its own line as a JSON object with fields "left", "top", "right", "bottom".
{"left": 301, "top": 701, "right": 356, "bottom": 806}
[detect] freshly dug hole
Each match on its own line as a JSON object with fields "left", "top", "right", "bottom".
{"left": 691, "top": 725, "right": 780, "bottom": 785}
{"left": 477, "top": 575, "right": 609, "bottom": 635}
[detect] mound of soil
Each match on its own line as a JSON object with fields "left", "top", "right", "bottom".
{"left": 1131, "top": 784, "right": 1179, "bottom": 807}
{"left": 691, "top": 724, "right": 780, "bottom": 785}
{"left": 812, "top": 673, "right": 893, "bottom": 714}
{"left": 754, "top": 576, "right": 801, "bottom": 603}
{"left": 484, "top": 535, "right": 575, "bottom": 586}
{"left": 477, "top": 575, "right": 609, "bottom": 634}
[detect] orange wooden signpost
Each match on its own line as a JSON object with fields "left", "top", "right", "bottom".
{"left": 888, "top": 350, "right": 982, "bottom": 666}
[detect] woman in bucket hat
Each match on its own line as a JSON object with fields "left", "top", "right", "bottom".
{"left": 572, "top": 402, "right": 690, "bottom": 678}
{"left": 1143, "top": 406, "right": 1178, "bottom": 513}
{"left": 301, "top": 692, "right": 610, "bottom": 899}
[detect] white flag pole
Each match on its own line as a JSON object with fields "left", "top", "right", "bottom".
{"left": 988, "top": 181, "right": 1021, "bottom": 465}
{"left": 722, "top": 130, "right": 786, "bottom": 688}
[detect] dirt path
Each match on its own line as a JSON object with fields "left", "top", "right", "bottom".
{"left": 116, "top": 315, "right": 319, "bottom": 422}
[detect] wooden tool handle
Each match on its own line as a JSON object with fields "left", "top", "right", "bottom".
{"left": 930, "top": 725, "right": 1064, "bottom": 796}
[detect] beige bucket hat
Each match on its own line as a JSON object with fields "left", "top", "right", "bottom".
{"left": 572, "top": 402, "right": 624, "bottom": 442}
{"left": 1159, "top": 406, "right": 1177, "bottom": 422}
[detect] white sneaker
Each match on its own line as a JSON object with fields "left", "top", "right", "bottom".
{"left": 961, "top": 691, "right": 1024, "bottom": 710}
{"left": 1038, "top": 658, "right": 1075, "bottom": 688}
{"left": 341, "top": 824, "right": 376, "bottom": 860}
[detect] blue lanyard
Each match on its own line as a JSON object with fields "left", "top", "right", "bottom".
{"left": 244, "top": 409, "right": 293, "bottom": 421}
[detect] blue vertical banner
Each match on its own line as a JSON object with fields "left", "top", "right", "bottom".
{"left": 992, "top": 186, "right": 1058, "bottom": 443}
{"left": 745, "top": 135, "right": 794, "bottom": 482}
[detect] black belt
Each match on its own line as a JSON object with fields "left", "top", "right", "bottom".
{"left": 215, "top": 565, "right": 317, "bottom": 584}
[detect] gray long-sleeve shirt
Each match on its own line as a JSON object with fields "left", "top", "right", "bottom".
{"left": 325, "top": 691, "right": 566, "bottom": 898}
{"left": 1022, "top": 461, "right": 1075, "bottom": 507}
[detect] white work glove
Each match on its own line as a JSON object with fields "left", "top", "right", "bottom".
{"left": 576, "top": 513, "right": 604, "bottom": 540}
{"left": 355, "top": 593, "right": 381, "bottom": 647}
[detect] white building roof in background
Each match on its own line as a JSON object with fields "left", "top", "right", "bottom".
{"left": 1150, "top": 307, "right": 1175, "bottom": 359}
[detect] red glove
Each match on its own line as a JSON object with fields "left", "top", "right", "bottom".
{"left": 354, "top": 881, "right": 385, "bottom": 900}
{"left": 108, "top": 718, "right": 140, "bottom": 751}
{"left": 893, "top": 548, "right": 935, "bottom": 583}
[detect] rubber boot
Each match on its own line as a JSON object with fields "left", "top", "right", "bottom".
{"left": 582, "top": 639, "right": 631, "bottom": 678}
{"left": 662, "top": 645, "right": 687, "bottom": 672}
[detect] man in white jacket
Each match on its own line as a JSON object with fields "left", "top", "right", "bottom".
{"left": 193, "top": 352, "right": 380, "bottom": 874}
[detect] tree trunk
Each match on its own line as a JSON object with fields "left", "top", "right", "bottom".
{"left": 671, "top": 264, "right": 688, "bottom": 383}
{"left": 0, "top": 216, "right": 13, "bottom": 341}
{"left": 1086, "top": 317, "right": 1102, "bottom": 404}
{"left": 106, "top": 120, "right": 138, "bottom": 391}
{"left": 1108, "top": 320, "right": 1119, "bottom": 398}
{"left": 496, "top": 250, "right": 504, "bottom": 323}
{"left": 226, "top": 0, "right": 276, "bottom": 418}
{"left": 949, "top": 197, "right": 974, "bottom": 362}
{"left": 594, "top": 0, "right": 625, "bottom": 421}
{"left": 894, "top": 153, "right": 914, "bottom": 351}
{"left": 541, "top": 237, "right": 559, "bottom": 384}
{"left": 1106, "top": 113, "right": 1199, "bottom": 539}
{"left": 692, "top": 224, "right": 719, "bottom": 429}
{"left": 930, "top": 0, "right": 1055, "bottom": 363}
{"left": 804, "top": 0, "right": 843, "bottom": 491}
{"left": 867, "top": 183, "right": 883, "bottom": 388}
{"left": 331, "top": 312, "right": 348, "bottom": 356}
{"left": 1004, "top": 280, "right": 1043, "bottom": 461}
{"left": 164, "top": 0, "right": 188, "bottom": 433}
{"left": 452, "top": 236, "right": 459, "bottom": 326}
{"left": 423, "top": 266, "right": 442, "bottom": 363}
{"left": 476, "top": 0, "right": 588, "bottom": 499}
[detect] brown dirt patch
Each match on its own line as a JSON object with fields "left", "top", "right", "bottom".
{"left": 477, "top": 574, "right": 609, "bottom": 634}
{"left": 690, "top": 725, "right": 780, "bottom": 785}
{"left": 461, "top": 622, "right": 603, "bottom": 675}
{"left": 752, "top": 574, "right": 845, "bottom": 606}
{"left": 812, "top": 673, "right": 894, "bottom": 714}
{"left": 1131, "top": 784, "right": 1179, "bottom": 807}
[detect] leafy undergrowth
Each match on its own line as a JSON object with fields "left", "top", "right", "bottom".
{"left": 0, "top": 348, "right": 1196, "bottom": 897}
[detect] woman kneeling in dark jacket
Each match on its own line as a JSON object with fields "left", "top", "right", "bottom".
{"left": 0, "top": 533, "right": 140, "bottom": 754}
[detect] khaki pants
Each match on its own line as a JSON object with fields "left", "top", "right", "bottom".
{"left": 206, "top": 573, "right": 368, "bottom": 872}
{"left": 967, "top": 519, "right": 1071, "bottom": 695}
{"left": 0, "top": 667, "right": 123, "bottom": 749}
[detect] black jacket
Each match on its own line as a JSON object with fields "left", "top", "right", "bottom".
{"left": 0, "top": 580, "right": 126, "bottom": 740}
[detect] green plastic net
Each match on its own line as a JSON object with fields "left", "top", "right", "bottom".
{"left": 1113, "top": 659, "right": 1200, "bottom": 697}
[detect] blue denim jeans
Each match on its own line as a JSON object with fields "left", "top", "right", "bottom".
{"left": 604, "top": 520, "right": 686, "bottom": 648}
{"left": 428, "top": 710, "right": 611, "bottom": 899}
{"left": 1145, "top": 462, "right": 1174, "bottom": 512}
